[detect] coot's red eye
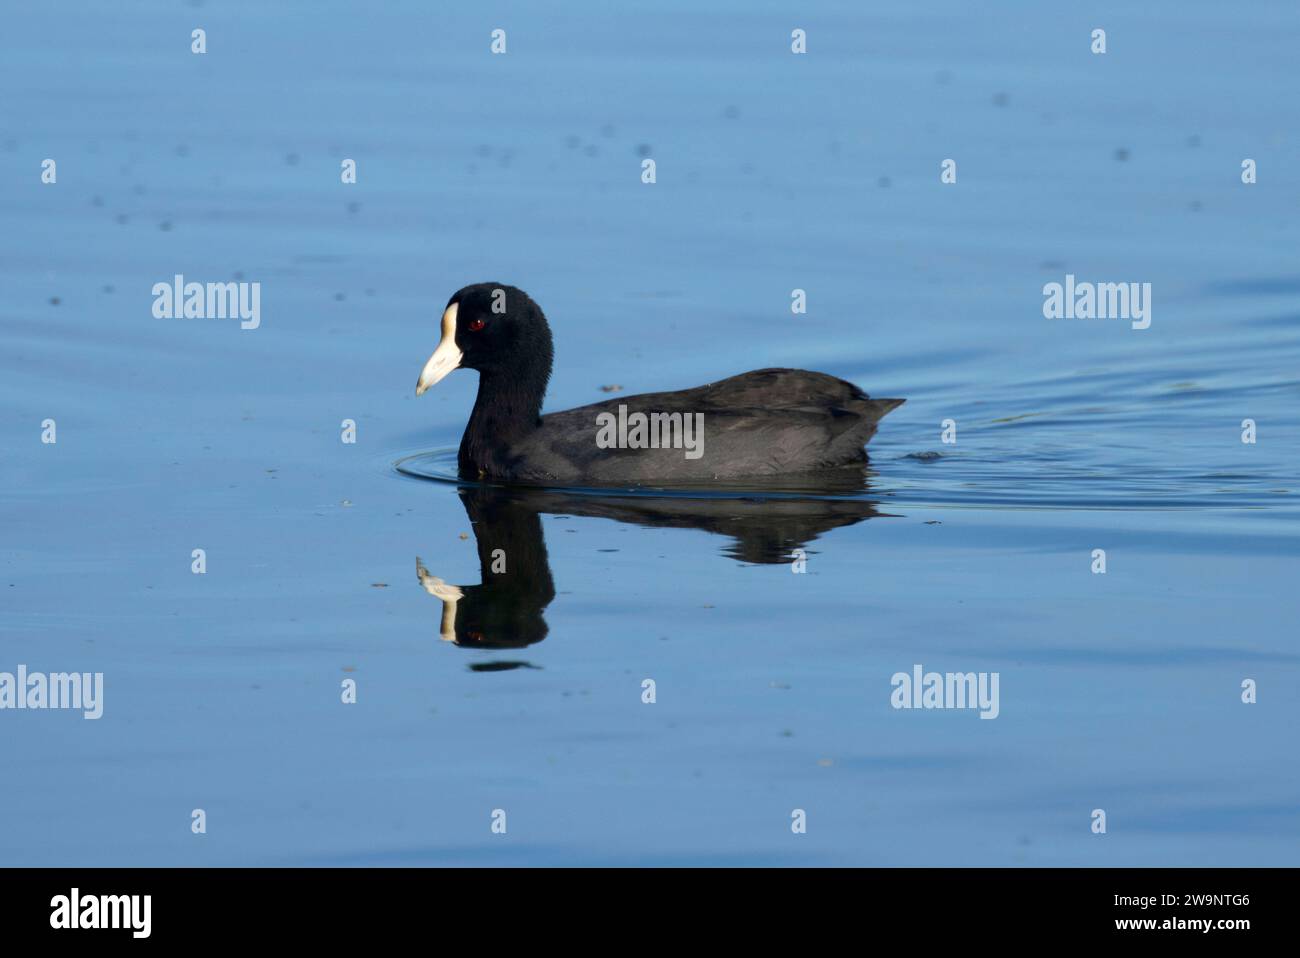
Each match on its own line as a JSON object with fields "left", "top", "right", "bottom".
{"left": 467, "top": 318, "right": 485, "bottom": 332}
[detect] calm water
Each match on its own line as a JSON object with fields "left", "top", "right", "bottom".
{"left": 1, "top": 1, "right": 1298, "bottom": 866}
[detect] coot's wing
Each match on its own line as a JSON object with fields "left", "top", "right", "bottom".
{"left": 511, "top": 369, "right": 902, "bottom": 483}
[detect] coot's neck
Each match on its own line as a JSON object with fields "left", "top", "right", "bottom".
{"left": 460, "top": 359, "right": 551, "bottom": 477}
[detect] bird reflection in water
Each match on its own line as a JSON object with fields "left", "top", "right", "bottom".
{"left": 417, "top": 473, "right": 885, "bottom": 664}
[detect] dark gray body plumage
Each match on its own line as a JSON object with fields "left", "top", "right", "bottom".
{"left": 492, "top": 368, "right": 904, "bottom": 485}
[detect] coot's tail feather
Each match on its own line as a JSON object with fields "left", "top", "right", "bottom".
{"left": 867, "top": 397, "right": 905, "bottom": 419}
{"left": 833, "top": 397, "right": 903, "bottom": 461}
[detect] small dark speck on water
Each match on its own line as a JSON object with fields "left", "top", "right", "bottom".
{"left": 992, "top": 92, "right": 1009, "bottom": 107}
{"left": 636, "top": 143, "right": 652, "bottom": 157}
{"left": 159, "top": 220, "right": 173, "bottom": 231}
{"left": 1114, "top": 147, "right": 1130, "bottom": 161}
{"left": 49, "top": 297, "right": 60, "bottom": 305}
{"left": 905, "top": 451, "right": 944, "bottom": 461}
{"left": 285, "top": 152, "right": 300, "bottom": 166}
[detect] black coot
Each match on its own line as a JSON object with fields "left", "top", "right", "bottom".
{"left": 415, "top": 283, "right": 904, "bottom": 484}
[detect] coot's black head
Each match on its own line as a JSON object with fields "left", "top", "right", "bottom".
{"left": 416, "top": 282, "right": 553, "bottom": 395}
